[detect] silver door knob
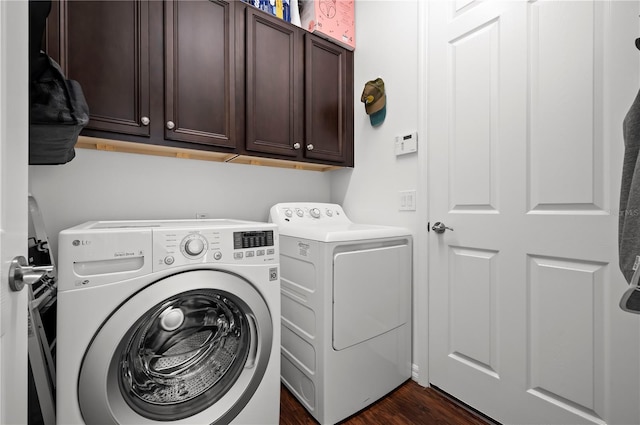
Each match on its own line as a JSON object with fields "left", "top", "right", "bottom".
{"left": 166, "top": 121, "right": 175, "bottom": 130}
{"left": 8, "top": 256, "right": 54, "bottom": 292}
{"left": 293, "top": 142, "right": 301, "bottom": 150}
{"left": 141, "top": 116, "right": 150, "bottom": 126}
{"left": 431, "top": 222, "right": 453, "bottom": 234}
{"left": 307, "top": 144, "right": 314, "bottom": 151}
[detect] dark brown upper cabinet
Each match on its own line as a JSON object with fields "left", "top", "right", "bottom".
{"left": 243, "top": 5, "right": 353, "bottom": 166}
{"left": 47, "top": 0, "right": 353, "bottom": 167}
{"left": 49, "top": 0, "right": 152, "bottom": 138}
{"left": 164, "top": 0, "right": 236, "bottom": 148}
{"left": 304, "top": 34, "right": 353, "bottom": 165}
{"left": 245, "top": 7, "right": 303, "bottom": 158}
{"left": 49, "top": 0, "right": 237, "bottom": 151}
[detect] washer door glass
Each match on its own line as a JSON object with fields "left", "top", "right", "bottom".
{"left": 119, "top": 289, "right": 249, "bottom": 420}
{"left": 78, "top": 270, "right": 273, "bottom": 424}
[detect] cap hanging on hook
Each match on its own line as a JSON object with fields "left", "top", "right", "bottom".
{"left": 361, "top": 78, "right": 386, "bottom": 127}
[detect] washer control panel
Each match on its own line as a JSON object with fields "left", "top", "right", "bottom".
{"left": 269, "top": 203, "right": 351, "bottom": 226}
{"left": 58, "top": 220, "right": 278, "bottom": 289}
{"left": 153, "top": 226, "right": 277, "bottom": 271}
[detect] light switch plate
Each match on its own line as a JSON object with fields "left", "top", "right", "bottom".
{"left": 399, "top": 190, "right": 416, "bottom": 211}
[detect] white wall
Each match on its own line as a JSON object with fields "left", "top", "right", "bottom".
{"left": 331, "top": 0, "right": 421, "bottom": 374}
{"left": 332, "top": 0, "right": 419, "bottom": 227}
{"left": 29, "top": 149, "right": 331, "bottom": 254}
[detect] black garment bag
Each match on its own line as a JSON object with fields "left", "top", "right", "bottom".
{"left": 29, "top": 0, "right": 89, "bottom": 165}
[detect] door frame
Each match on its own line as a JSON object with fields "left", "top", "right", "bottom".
{"left": 0, "top": 0, "right": 29, "bottom": 423}
{"left": 416, "top": 0, "right": 429, "bottom": 388}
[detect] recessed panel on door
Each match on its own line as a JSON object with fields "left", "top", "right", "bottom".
{"left": 449, "top": 247, "right": 499, "bottom": 378}
{"left": 528, "top": 1, "right": 604, "bottom": 213}
{"left": 450, "top": 19, "right": 499, "bottom": 213}
{"left": 528, "top": 255, "right": 606, "bottom": 423}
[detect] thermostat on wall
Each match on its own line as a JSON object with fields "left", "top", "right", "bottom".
{"left": 395, "top": 132, "right": 418, "bottom": 156}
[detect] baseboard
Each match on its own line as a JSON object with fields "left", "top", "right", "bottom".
{"left": 411, "top": 363, "right": 420, "bottom": 381}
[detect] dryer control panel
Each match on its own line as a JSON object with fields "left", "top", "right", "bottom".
{"left": 269, "top": 203, "right": 352, "bottom": 225}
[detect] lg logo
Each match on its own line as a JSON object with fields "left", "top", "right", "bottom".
{"left": 72, "top": 239, "right": 91, "bottom": 246}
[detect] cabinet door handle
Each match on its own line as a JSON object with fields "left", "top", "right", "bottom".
{"left": 166, "top": 121, "right": 175, "bottom": 130}
{"left": 306, "top": 144, "right": 314, "bottom": 151}
{"left": 141, "top": 116, "right": 150, "bottom": 126}
{"left": 293, "top": 142, "right": 301, "bottom": 150}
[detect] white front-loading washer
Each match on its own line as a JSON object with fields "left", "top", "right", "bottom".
{"left": 56, "top": 219, "right": 280, "bottom": 425}
{"left": 269, "top": 203, "right": 412, "bottom": 425}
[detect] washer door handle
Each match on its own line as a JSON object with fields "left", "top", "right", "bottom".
{"left": 245, "top": 314, "right": 258, "bottom": 369}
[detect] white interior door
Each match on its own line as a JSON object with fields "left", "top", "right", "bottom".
{"left": 0, "top": 1, "right": 29, "bottom": 423}
{"left": 427, "top": 1, "right": 640, "bottom": 424}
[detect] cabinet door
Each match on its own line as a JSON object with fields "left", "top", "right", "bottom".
{"left": 164, "top": 0, "right": 236, "bottom": 149}
{"left": 245, "top": 7, "right": 302, "bottom": 157}
{"left": 56, "top": 0, "right": 151, "bottom": 137}
{"left": 304, "top": 34, "right": 354, "bottom": 166}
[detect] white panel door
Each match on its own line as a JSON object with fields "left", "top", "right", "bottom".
{"left": 427, "top": 1, "right": 640, "bottom": 424}
{"left": 0, "top": 0, "right": 29, "bottom": 424}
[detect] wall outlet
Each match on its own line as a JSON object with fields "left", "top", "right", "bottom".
{"left": 395, "top": 132, "right": 418, "bottom": 156}
{"left": 399, "top": 190, "right": 416, "bottom": 211}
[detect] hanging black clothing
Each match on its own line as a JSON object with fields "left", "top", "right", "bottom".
{"left": 619, "top": 88, "right": 640, "bottom": 284}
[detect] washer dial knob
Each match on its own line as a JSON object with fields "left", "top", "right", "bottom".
{"left": 295, "top": 208, "right": 304, "bottom": 217}
{"left": 181, "top": 234, "right": 207, "bottom": 258}
{"left": 185, "top": 238, "right": 204, "bottom": 256}
{"left": 310, "top": 208, "right": 321, "bottom": 218}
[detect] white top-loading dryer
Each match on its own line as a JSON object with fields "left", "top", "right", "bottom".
{"left": 269, "top": 203, "right": 412, "bottom": 424}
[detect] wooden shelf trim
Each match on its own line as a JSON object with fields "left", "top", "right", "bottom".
{"left": 75, "top": 136, "right": 341, "bottom": 172}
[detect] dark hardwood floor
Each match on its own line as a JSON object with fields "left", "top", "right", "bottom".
{"left": 280, "top": 380, "right": 491, "bottom": 425}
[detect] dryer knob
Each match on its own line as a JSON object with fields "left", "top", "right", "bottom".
{"left": 185, "top": 238, "right": 205, "bottom": 256}
{"left": 310, "top": 208, "right": 321, "bottom": 218}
